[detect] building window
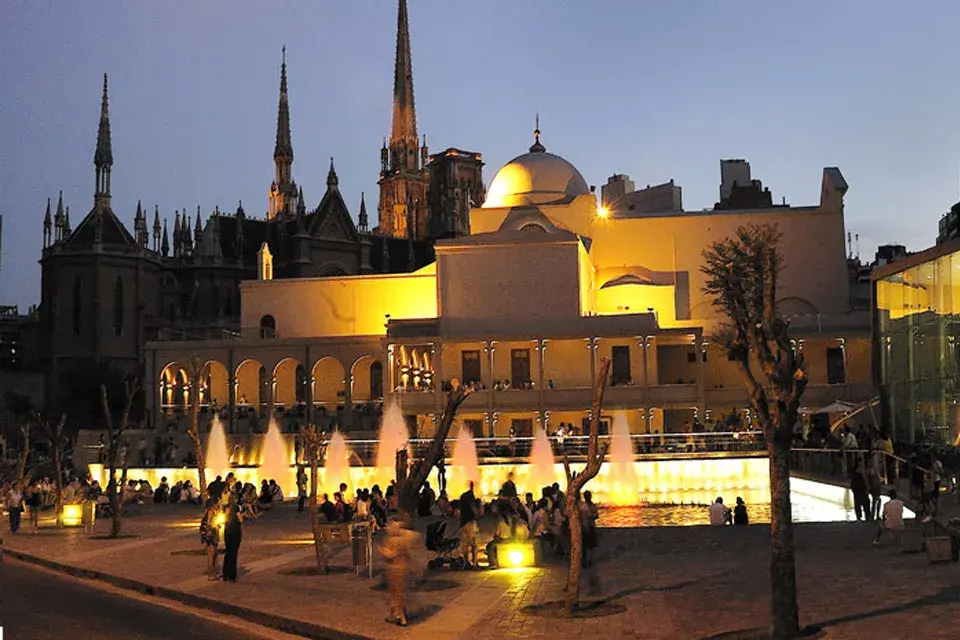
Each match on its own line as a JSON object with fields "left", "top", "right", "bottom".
{"left": 511, "top": 349, "right": 531, "bottom": 388}
{"left": 511, "top": 418, "right": 533, "bottom": 438}
{"left": 113, "top": 277, "right": 124, "bottom": 337}
{"left": 826, "top": 347, "right": 846, "bottom": 385}
{"left": 370, "top": 361, "right": 384, "bottom": 399}
{"left": 612, "top": 345, "right": 631, "bottom": 385}
{"left": 461, "top": 350, "right": 481, "bottom": 384}
{"left": 465, "top": 419, "right": 484, "bottom": 438}
{"left": 295, "top": 364, "right": 308, "bottom": 404}
{"left": 72, "top": 276, "right": 82, "bottom": 336}
{"left": 259, "top": 315, "right": 276, "bottom": 339}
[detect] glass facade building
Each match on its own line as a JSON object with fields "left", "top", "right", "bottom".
{"left": 874, "top": 239, "right": 960, "bottom": 444}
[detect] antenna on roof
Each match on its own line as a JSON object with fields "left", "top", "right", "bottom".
{"left": 847, "top": 232, "right": 852, "bottom": 259}
{"left": 855, "top": 233, "right": 860, "bottom": 261}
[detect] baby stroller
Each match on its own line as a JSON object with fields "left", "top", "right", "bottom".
{"left": 425, "top": 520, "right": 465, "bottom": 569}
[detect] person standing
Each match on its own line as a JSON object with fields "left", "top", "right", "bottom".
{"left": 221, "top": 497, "right": 244, "bottom": 582}
{"left": 296, "top": 466, "right": 307, "bottom": 513}
{"left": 200, "top": 498, "right": 221, "bottom": 580}
{"left": 382, "top": 515, "right": 417, "bottom": 626}
{"left": 851, "top": 460, "right": 870, "bottom": 521}
{"left": 24, "top": 481, "right": 41, "bottom": 534}
{"left": 436, "top": 458, "right": 446, "bottom": 495}
{"left": 6, "top": 482, "right": 23, "bottom": 534}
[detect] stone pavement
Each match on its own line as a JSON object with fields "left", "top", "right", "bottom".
{"left": 4, "top": 503, "right": 960, "bottom": 639}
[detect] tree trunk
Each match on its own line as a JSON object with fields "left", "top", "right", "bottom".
{"left": 563, "top": 357, "right": 611, "bottom": 614}
{"left": 53, "top": 428, "right": 64, "bottom": 527}
{"left": 311, "top": 450, "right": 325, "bottom": 573}
{"left": 397, "top": 383, "right": 470, "bottom": 519}
{"left": 188, "top": 356, "right": 207, "bottom": 498}
{"left": 188, "top": 423, "right": 206, "bottom": 501}
{"left": 111, "top": 459, "right": 128, "bottom": 538}
{"left": 17, "top": 424, "right": 30, "bottom": 483}
{"left": 768, "top": 437, "right": 799, "bottom": 637}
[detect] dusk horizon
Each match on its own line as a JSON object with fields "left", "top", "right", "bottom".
{"left": 4, "top": 0, "right": 960, "bottom": 307}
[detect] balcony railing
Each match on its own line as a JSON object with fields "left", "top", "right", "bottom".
{"left": 333, "top": 430, "right": 766, "bottom": 465}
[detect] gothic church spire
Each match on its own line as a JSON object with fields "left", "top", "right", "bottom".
{"left": 269, "top": 47, "right": 297, "bottom": 220}
{"left": 94, "top": 73, "right": 113, "bottom": 205}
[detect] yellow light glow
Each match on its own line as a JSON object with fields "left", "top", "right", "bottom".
{"left": 597, "top": 206, "right": 610, "bottom": 219}
{"left": 500, "top": 543, "right": 536, "bottom": 568}
{"left": 215, "top": 513, "right": 226, "bottom": 527}
{"left": 61, "top": 504, "right": 83, "bottom": 527}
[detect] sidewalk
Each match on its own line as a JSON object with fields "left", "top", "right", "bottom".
{"left": 4, "top": 504, "right": 960, "bottom": 639}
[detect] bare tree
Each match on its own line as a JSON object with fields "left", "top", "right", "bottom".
{"left": 300, "top": 425, "right": 328, "bottom": 572}
{"left": 397, "top": 380, "right": 471, "bottom": 519}
{"left": 100, "top": 377, "right": 140, "bottom": 539}
{"left": 702, "top": 223, "right": 806, "bottom": 638}
{"left": 41, "top": 414, "right": 68, "bottom": 525}
{"left": 5, "top": 391, "right": 38, "bottom": 483}
{"left": 185, "top": 355, "right": 210, "bottom": 498}
{"left": 562, "top": 357, "right": 611, "bottom": 614}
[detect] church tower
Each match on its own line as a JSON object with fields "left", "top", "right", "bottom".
{"left": 377, "top": 0, "right": 429, "bottom": 239}
{"left": 269, "top": 47, "right": 298, "bottom": 220}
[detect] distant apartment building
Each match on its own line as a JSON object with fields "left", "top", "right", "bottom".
{"left": 602, "top": 176, "right": 682, "bottom": 217}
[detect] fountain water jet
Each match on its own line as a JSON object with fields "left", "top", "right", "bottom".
{"left": 259, "top": 418, "right": 291, "bottom": 492}
{"left": 323, "top": 430, "right": 352, "bottom": 496}
{"left": 374, "top": 400, "right": 410, "bottom": 489}
{"left": 205, "top": 416, "right": 230, "bottom": 480}
{"left": 450, "top": 424, "right": 480, "bottom": 497}
{"left": 529, "top": 427, "right": 557, "bottom": 494}
{"left": 607, "top": 414, "right": 638, "bottom": 506}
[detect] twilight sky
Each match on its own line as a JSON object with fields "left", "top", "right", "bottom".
{"left": 3, "top": 1, "right": 960, "bottom": 309}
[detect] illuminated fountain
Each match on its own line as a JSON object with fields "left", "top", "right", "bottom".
{"left": 374, "top": 400, "right": 410, "bottom": 489}
{"left": 259, "top": 418, "right": 291, "bottom": 487}
{"left": 450, "top": 424, "right": 480, "bottom": 497}
{"left": 605, "top": 415, "right": 638, "bottom": 506}
{"left": 323, "top": 430, "right": 352, "bottom": 496}
{"left": 529, "top": 427, "right": 559, "bottom": 494}
{"left": 204, "top": 415, "right": 230, "bottom": 480}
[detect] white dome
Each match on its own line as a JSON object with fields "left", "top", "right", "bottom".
{"left": 484, "top": 143, "right": 590, "bottom": 208}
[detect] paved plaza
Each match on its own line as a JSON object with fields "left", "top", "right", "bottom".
{"left": 3, "top": 503, "right": 960, "bottom": 639}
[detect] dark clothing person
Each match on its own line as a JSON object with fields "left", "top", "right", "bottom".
{"left": 851, "top": 470, "right": 870, "bottom": 521}
{"left": 459, "top": 489, "right": 477, "bottom": 527}
{"left": 296, "top": 469, "right": 307, "bottom": 512}
{"left": 208, "top": 479, "right": 225, "bottom": 502}
{"left": 153, "top": 484, "right": 169, "bottom": 503}
{"left": 319, "top": 499, "right": 338, "bottom": 523}
{"left": 417, "top": 486, "right": 435, "bottom": 517}
{"left": 436, "top": 460, "right": 447, "bottom": 494}
{"left": 733, "top": 503, "right": 749, "bottom": 526}
{"left": 501, "top": 479, "right": 518, "bottom": 499}
{"left": 222, "top": 505, "right": 243, "bottom": 582}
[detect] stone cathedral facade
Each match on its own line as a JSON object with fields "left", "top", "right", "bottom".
{"left": 36, "top": 0, "right": 483, "bottom": 420}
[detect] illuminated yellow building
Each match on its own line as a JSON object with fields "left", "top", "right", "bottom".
{"left": 146, "top": 131, "right": 872, "bottom": 438}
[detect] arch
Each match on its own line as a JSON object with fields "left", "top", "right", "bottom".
{"left": 776, "top": 296, "right": 821, "bottom": 316}
{"left": 159, "top": 362, "right": 190, "bottom": 412}
{"left": 202, "top": 360, "right": 230, "bottom": 409}
{"left": 520, "top": 223, "right": 547, "bottom": 233}
{"left": 370, "top": 361, "right": 384, "bottom": 400}
{"left": 235, "top": 358, "right": 266, "bottom": 413}
{"left": 113, "top": 276, "right": 124, "bottom": 337}
{"left": 72, "top": 276, "right": 82, "bottom": 336}
{"left": 311, "top": 356, "right": 346, "bottom": 408}
{"left": 259, "top": 314, "right": 276, "bottom": 339}
{"left": 273, "top": 357, "right": 306, "bottom": 408}
{"left": 351, "top": 355, "right": 374, "bottom": 403}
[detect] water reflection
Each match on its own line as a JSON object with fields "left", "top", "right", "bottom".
{"left": 597, "top": 484, "right": 912, "bottom": 527}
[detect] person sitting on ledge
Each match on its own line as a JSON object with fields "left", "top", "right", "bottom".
{"left": 268, "top": 479, "right": 284, "bottom": 503}
{"left": 257, "top": 480, "right": 272, "bottom": 505}
{"left": 318, "top": 493, "right": 338, "bottom": 523}
{"left": 709, "top": 496, "right": 731, "bottom": 526}
{"left": 154, "top": 477, "right": 169, "bottom": 503}
{"left": 733, "top": 497, "right": 749, "bottom": 526}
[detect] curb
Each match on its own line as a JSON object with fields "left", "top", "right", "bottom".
{"left": 3, "top": 548, "right": 373, "bottom": 640}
